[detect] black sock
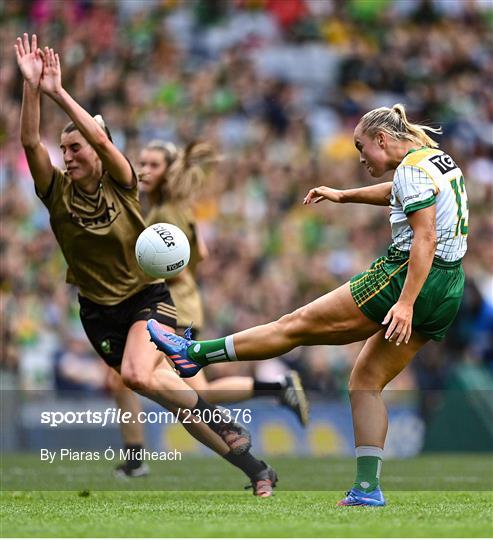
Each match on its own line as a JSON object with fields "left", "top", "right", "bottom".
{"left": 125, "top": 444, "right": 142, "bottom": 469}
{"left": 253, "top": 379, "right": 285, "bottom": 398}
{"left": 223, "top": 451, "right": 265, "bottom": 478}
{"left": 192, "top": 396, "right": 229, "bottom": 433}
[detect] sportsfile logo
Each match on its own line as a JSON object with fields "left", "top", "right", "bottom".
{"left": 40, "top": 407, "right": 252, "bottom": 427}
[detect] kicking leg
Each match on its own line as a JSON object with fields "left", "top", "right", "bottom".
{"left": 148, "top": 283, "right": 381, "bottom": 376}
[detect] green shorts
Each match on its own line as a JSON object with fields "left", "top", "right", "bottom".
{"left": 350, "top": 247, "right": 464, "bottom": 341}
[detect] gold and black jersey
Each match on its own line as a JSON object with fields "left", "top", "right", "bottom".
{"left": 39, "top": 167, "right": 159, "bottom": 305}
{"left": 146, "top": 203, "right": 203, "bottom": 330}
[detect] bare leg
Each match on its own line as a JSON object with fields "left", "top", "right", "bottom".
{"left": 233, "top": 283, "right": 381, "bottom": 360}
{"left": 121, "top": 321, "right": 230, "bottom": 455}
{"left": 187, "top": 371, "right": 254, "bottom": 403}
{"left": 349, "top": 329, "right": 429, "bottom": 447}
{"left": 108, "top": 369, "right": 144, "bottom": 445}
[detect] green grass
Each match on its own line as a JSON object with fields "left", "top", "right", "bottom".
{"left": 1, "top": 454, "right": 492, "bottom": 537}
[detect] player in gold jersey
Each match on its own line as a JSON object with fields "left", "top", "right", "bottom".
{"left": 15, "top": 33, "right": 278, "bottom": 496}
{"left": 141, "top": 140, "right": 308, "bottom": 419}
{"left": 111, "top": 140, "right": 309, "bottom": 476}
{"left": 148, "top": 104, "right": 468, "bottom": 506}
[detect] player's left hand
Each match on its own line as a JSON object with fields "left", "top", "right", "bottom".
{"left": 382, "top": 301, "right": 413, "bottom": 346}
{"left": 303, "top": 186, "right": 344, "bottom": 204}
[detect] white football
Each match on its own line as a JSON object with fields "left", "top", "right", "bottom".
{"left": 135, "top": 223, "right": 190, "bottom": 278}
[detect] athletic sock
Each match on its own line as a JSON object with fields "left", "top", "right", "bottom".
{"left": 253, "top": 379, "right": 284, "bottom": 397}
{"left": 352, "top": 446, "right": 383, "bottom": 493}
{"left": 223, "top": 451, "right": 265, "bottom": 478}
{"left": 125, "top": 444, "right": 143, "bottom": 469}
{"left": 187, "top": 335, "right": 237, "bottom": 365}
{"left": 192, "top": 396, "right": 232, "bottom": 434}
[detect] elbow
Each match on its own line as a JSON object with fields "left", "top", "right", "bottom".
{"left": 429, "top": 236, "right": 438, "bottom": 256}
{"left": 413, "top": 230, "right": 437, "bottom": 252}
{"left": 425, "top": 231, "right": 437, "bottom": 250}
{"left": 420, "top": 232, "right": 437, "bottom": 255}
{"left": 92, "top": 132, "right": 111, "bottom": 151}
{"left": 21, "top": 138, "right": 40, "bottom": 151}
{"left": 428, "top": 230, "right": 438, "bottom": 248}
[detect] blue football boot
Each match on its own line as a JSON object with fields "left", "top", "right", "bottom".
{"left": 337, "top": 487, "right": 386, "bottom": 507}
{"left": 147, "top": 319, "right": 203, "bottom": 378}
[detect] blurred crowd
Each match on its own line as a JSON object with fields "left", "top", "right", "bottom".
{"left": 1, "top": 0, "right": 492, "bottom": 400}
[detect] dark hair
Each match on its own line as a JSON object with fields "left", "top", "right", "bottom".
{"left": 62, "top": 114, "right": 113, "bottom": 142}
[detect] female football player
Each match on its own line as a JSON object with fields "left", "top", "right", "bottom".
{"left": 149, "top": 103, "right": 468, "bottom": 506}
{"left": 15, "top": 33, "right": 277, "bottom": 496}
{"left": 112, "top": 139, "right": 308, "bottom": 477}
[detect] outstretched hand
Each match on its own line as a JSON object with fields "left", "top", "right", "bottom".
{"left": 382, "top": 301, "right": 413, "bottom": 346}
{"left": 303, "top": 186, "right": 344, "bottom": 205}
{"left": 39, "top": 47, "right": 62, "bottom": 96}
{"left": 14, "top": 33, "right": 43, "bottom": 88}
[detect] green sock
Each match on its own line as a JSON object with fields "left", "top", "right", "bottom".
{"left": 352, "top": 446, "right": 383, "bottom": 493}
{"left": 187, "top": 336, "right": 236, "bottom": 365}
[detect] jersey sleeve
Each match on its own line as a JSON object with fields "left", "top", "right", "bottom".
{"left": 106, "top": 156, "right": 139, "bottom": 200}
{"left": 36, "top": 167, "right": 65, "bottom": 210}
{"left": 393, "top": 165, "right": 437, "bottom": 215}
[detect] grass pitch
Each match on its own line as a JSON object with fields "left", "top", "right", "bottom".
{"left": 1, "top": 454, "right": 492, "bottom": 537}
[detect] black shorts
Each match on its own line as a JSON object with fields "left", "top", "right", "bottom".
{"left": 79, "top": 283, "right": 177, "bottom": 367}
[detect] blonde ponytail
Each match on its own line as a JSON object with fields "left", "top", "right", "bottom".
{"left": 359, "top": 103, "right": 441, "bottom": 148}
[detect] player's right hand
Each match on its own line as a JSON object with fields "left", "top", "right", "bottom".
{"left": 40, "top": 47, "right": 62, "bottom": 96}
{"left": 14, "top": 33, "right": 43, "bottom": 88}
{"left": 303, "top": 186, "right": 344, "bottom": 205}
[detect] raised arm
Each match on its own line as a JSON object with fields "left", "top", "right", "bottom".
{"left": 304, "top": 182, "right": 392, "bottom": 206}
{"left": 40, "top": 47, "right": 134, "bottom": 188}
{"left": 15, "top": 33, "right": 54, "bottom": 196}
{"left": 382, "top": 205, "right": 437, "bottom": 346}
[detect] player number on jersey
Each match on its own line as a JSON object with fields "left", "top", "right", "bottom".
{"left": 450, "top": 175, "right": 468, "bottom": 236}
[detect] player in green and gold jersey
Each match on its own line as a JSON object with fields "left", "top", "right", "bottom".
{"left": 15, "top": 33, "right": 278, "bottom": 496}
{"left": 148, "top": 103, "right": 468, "bottom": 506}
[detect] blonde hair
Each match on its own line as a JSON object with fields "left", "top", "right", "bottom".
{"left": 359, "top": 104, "right": 441, "bottom": 148}
{"left": 144, "top": 140, "right": 218, "bottom": 202}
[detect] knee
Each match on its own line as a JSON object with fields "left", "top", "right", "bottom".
{"left": 277, "top": 306, "right": 352, "bottom": 343}
{"left": 277, "top": 307, "right": 311, "bottom": 341}
{"left": 348, "top": 364, "right": 385, "bottom": 393}
{"left": 121, "top": 364, "right": 151, "bottom": 393}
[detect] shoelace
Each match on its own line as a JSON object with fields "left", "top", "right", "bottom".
{"left": 344, "top": 490, "right": 362, "bottom": 503}
{"left": 160, "top": 326, "right": 192, "bottom": 347}
{"left": 183, "top": 322, "right": 194, "bottom": 341}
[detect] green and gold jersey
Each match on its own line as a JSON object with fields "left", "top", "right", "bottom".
{"left": 38, "top": 167, "right": 158, "bottom": 305}
{"left": 146, "top": 202, "right": 203, "bottom": 330}
{"left": 390, "top": 147, "right": 468, "bottom": 262}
